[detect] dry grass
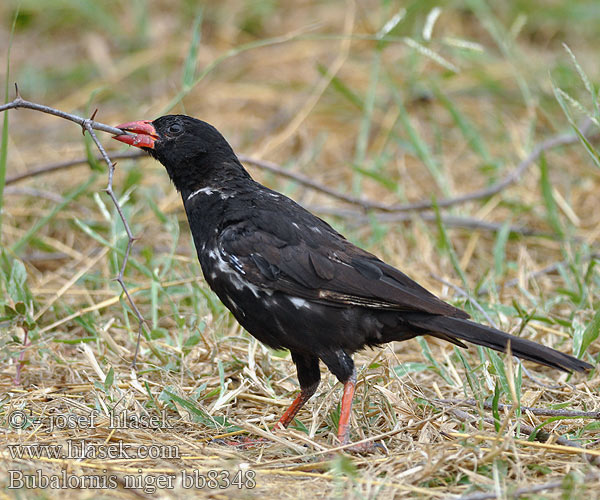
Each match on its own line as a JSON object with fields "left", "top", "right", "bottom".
{"left": 1, "top": 1, "right": 600, "bottom": 498}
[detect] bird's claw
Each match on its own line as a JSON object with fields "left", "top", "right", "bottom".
{"left": 340, "top": 440, "right": 385, "bottom": 454}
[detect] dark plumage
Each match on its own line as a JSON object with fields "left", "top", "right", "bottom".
{"left": 113, "top": 115, "right": 593, "bottom": 446}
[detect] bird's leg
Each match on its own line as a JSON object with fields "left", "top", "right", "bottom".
{"left": 224, "top": 381, "right": 317, "bottom": 447}
{"left": 320, "top": 350, "right": 366, "bottom": 448}
{"left": 275, "top": 352, "right": 321, "bottom": 430}
{"left": 215, "top": 353, "right": 320, "bottom": 448}
{"left": 335, "top": 369, "right": 380, "bottom": 453}
{"left": 274, "top": 380, "right": 320, "bottom": 430}
{"left": 336, "top": 368, "right": 357, "bottom": 444}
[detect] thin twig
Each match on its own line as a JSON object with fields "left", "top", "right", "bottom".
{"left": 4, "top": 186, "right": 67, "bottom": 203}
{"left": 239, "top": 154, "right": 376, "bottom": 207}
{"left": 241, "top": 122, "right": 596, "bottom": 213}
{"left": 0, "top": 94, "right": 128, "bottom": 136}
{"left": 81, "top": 119, "right": 148, "bottom": 368}
{"left": 1, "top": 92, "right": 147, "bottom": 368}
{"left": 7, "top": 152, "right": 545, "bottom": 236}
{"left": 306, "top": 206, "right": 546, "bottom": 236}
{"left": 7, "top": 124, "right": 596, "bottom": 221}
{"left": 477, "top": 253, "right": 600, "bottom": 296}
{"left": 6, "top": 153, "right": 548, "bottom": 236}
{"left": 5, "top": 150, "right": 144, "bottom": 185}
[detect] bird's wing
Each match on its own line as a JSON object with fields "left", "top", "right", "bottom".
{"left": 217, "top": 209, "right": 468, "bottom": 318}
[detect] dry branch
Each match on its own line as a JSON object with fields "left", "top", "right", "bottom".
{"left": 81, "top": 120, "right": 148, "bottom": 367}
{"left": 6, "top": 123, "right": 596, "bottom": 219}
{"left": 0, "top": 91, "right": 148, "bottom": 367}
{"left": 477, "top": 253, "right": 600, "bottom": 296}
{"left": 0, "top": 92, "right": 127, "bottom": 135}
{"left": 5, "top": 150, "right": 144, "bottom": 185}
{"left": 7, "top": 153, "right": 547, "bottom": 236}
{"left": 241, "top": 124, "right": 596, "bottom": 213}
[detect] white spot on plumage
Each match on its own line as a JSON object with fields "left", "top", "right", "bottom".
{"left": 290, "top": 297, "right": 310, "bottom": 309}
{"left": 187, "top": 187, "right": 233, "bottom": 201}
{"left": 229, "top": 255, "right": 245, "bottom": 274}
{"left": 210, "top": 244, "right": 273, "bottom": 298}
{"left": 187, "top": 187, "right": 214, "bottom": 200}
{"left": 226, "top": 295, "right": 244, "bottom": 316}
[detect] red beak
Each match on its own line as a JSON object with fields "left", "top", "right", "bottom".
{"left": 112, "top": 120, "right": 158, "bottom": 149}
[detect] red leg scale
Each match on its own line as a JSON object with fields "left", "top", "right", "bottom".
{"left": 275, "top": 390, "right": 312, "bottom": 430}
{"left": 337, "top": 377, "right": 356, "bottom": 445}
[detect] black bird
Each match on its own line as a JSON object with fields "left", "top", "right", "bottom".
{"left": 113, "top": 115, "right": 593, "bottom": 446}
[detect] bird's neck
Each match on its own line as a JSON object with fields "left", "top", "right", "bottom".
{"left": 168, "top": 156, "right": 253, "bottom": 200}
{"left": 179, "top": 160, "right": 257, "bottom": 245}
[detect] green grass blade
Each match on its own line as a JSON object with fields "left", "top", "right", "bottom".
{"left": 353, "top": 49, "right": 381, "bottom": 194}
{"left": 351, "top": 164, "right": 397, "bottom": 191}
{"left": 570, "top": 122, "right": 600, "bottom": 169}
{"left": 538, "top": 153, "right": 564, "bottom": 238}
{"left": 468, "top": 0, "right": 532, "bottom": 106}
{"left": 487, "top": 350, "right": 510, "bottom": 399}
{"left": 317, "top": 63, "right": 363, "bottom": 110}
{"left": 454, "top": 347, "right": 482, "bottom": 401}
{"left": 401, "top": 37, "right": 458, "bottom": 73}
{"left": 493, "top": 220, "right": 512, "bottom": 278}
{"left": 161, "top": 389, "right": 214, "bottom": 425}
{"left": 104, "top": 366, "right": 114, "bottom": 391}
{"left": 182, "top": 9, "right": 203, "bottom": 89}
{"left": 84, "top": 134, "right": 103, "bottom": 172}
{"left": 11, "top": 176, "right": 97, "bottom": 254}
{"left": 432, "top": 83, "right": 492, "bottom": 164}
{"left": 0, "top": 101, "right": 8, "bottom": 244}
{"left": 390, "top": 85, "right": 451, "bottom": 196}
{"left": 73, "top": 217, "right": 154, "bottom": 279}
{"left": 417, "top": 337, "right": 455, "bottom": 386}
{"left": 562, "top": 43, "right": 598, "bottom": 118}
{"left": 161, "top": 31, "right": 310, "bottom": 114}
{"left": 0, "top": 9, "right": 19, "bottom": 243}
{"left": 432, "top": 200, "right": 468, "bottom": 286}
{"left": 552, "top": 77, "right": 600, "bottom": 169}
{"left": 492, "top": 381, "right": 501, "bottom": 432}
{"left": 574, "top": 309, "right": 600, "bottom": 358}
{"left": 393, "top": 362, "right": 429, "bottom": 378}
{"left": 555, "top": 87, "right": 598, "bottom": 125}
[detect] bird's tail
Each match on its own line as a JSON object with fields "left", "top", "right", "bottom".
{"left": 407, "top": 315, "right": 592, "bottom": 373}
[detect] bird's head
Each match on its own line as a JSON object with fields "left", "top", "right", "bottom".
{"left": 113, "top": 114, "right": 247, "bottom": 192}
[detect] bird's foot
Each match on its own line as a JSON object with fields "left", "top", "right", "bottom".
{"left": 341, "top": 440, "right": 385, "bottom": 454}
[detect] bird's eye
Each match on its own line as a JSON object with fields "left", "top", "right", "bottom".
{"left": 167, "top": 123, "right": 183, "bottom": 135}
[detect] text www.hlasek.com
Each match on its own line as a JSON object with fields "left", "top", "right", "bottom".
{"left": 8, "top": 440, "right": 179, "bottom": 460}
